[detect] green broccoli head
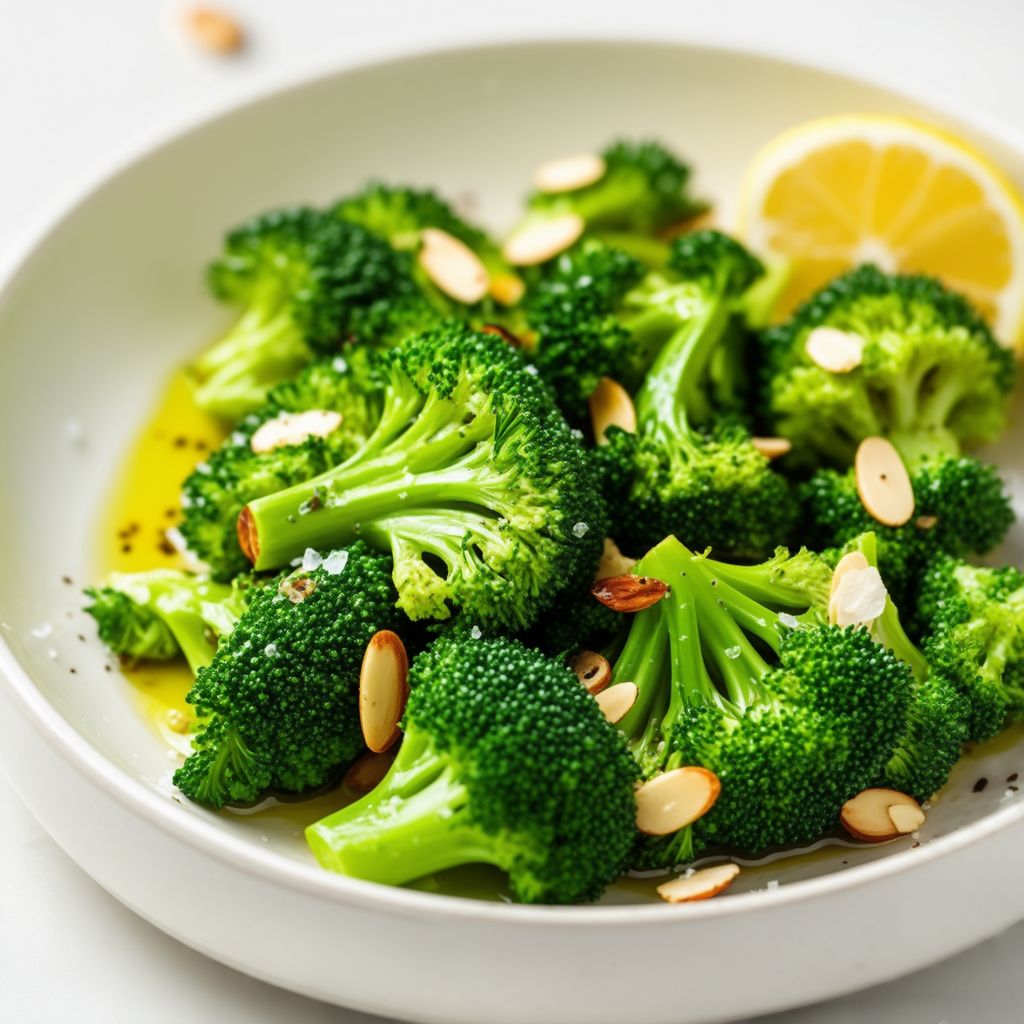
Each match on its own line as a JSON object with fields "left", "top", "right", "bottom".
{"left": 238, "top": 323, "right": 607, "bottom": 631}
{"left": 193, "top": 207, "right": 438, "bottom": 420}
{"left": 173, "top": 542, "right": 399, "bottom": 807}
{"left": 761, "top": 265, "right": 1016, "bottom": 466}
{"left": 610, "top": 536, "right": 910, "bottom": 865}
{"left": 918, "top": 557, "right": 1024, "bottom": 743}
{"left": 180, "top": 349, "right": 385, "bottom": 581}
{"left": 306, "top": 634, "right": 640, "bottom": 904}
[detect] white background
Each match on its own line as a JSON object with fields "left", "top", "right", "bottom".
{"left": 2, "top": 1, "right": 1024, "bottom": 1021}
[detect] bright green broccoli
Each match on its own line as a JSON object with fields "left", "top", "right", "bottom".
{"left": 85, "top": 570, "right": 252, "bottom": 673}
{"left": 608, "top": 536, "right": 911, "bottom": 866}
{"left": 236, "top": 324, "right": 607, "bottom": 631}
{"left": 306, "top": 634, "right": 639, "bottom": 904}
{"left": 918, "top": 556, "right": 1024, "bottom": 743}
{"left": 173, "top": 542, "right": 399, "bottom": 808}
{"left": 192, "top": 207, "right": 438, "bottom": 420}
{"left": 180, "top": 349, "right": 384, "bottom": 581}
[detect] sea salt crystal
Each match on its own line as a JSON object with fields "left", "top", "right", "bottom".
{"left": 301, "top": 548, "right": 323, "bottom": 572}
{"left": 332, "top": 356, "right": 348, "bottom": 373}
{"left": 777, "top": 612, "right": 799, "bottom": 629}
{"left": 195, "top": 462, "right": 211, "bottom": 475}
{"left": 31, "top": 622, "right": 53, "bottom": 639}
{"left": 323, "top": 550, "right": 349, "bottom": 575}
{"left": 766, "top": 880, "right": 779, "bottom": 891}
{"left": 470, "top": 625, "right": 483, "bottom": 640}
{"left": 724, "top": 645, "right": 741, "bottom": 660}
{"left": 525, "top": 364, "right": 540, "bottom": 376}
{"left": 572, "top": 522, "right": 589, "bottom": 538}
{"left": 47, "top": 648, "right": 58, "bottom": 660}
{"left": 264, "top": 643, "right": 278, "bottom": 658}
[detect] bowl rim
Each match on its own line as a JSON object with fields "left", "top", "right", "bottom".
{"left": 2, "top": 34, "right": 1023, "bottom": 926}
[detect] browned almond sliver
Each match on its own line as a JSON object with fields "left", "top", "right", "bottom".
{"left": 250, "top": 409, "right": 343, "bottom": 454}
{"left": 502, "top": 213, "right": 585, "bottom": 266}
{"left": 595, "top": 682, "right": 638, "bottom": 724}
{"left": 589, "top": 377, "right": 636, "bottom": 445}
{"left": 185, "top": 6, "right": 244, "bottom": 53}
{"left": 591, "top": 574, "right": 668, "bottom": 612}
{"left": 488, "top": 273, "right": 526, "bottom": 306}
{"left": 343, "top": 749, "right": 397, "bottom": 794}
{"left": 595, "top": 537, "right": 637, "bottom": 581}
{"left": 854, "top": 436, "right": 915, "bottom": 527}
{"left": 635, "top": 767, "right": 722, "bottom": 835}
{"left": 840, "top": 787, "right": 924, "bottom": 842}
{"left": 533, "top": 153, "right": 607, "bottom": 194}
{"left": 418, "top": 228, "right": 490, "bottom": 304}
{"left": 804, "top": 326, "right": 866, "bottom": 373}
{"left": 915, "top": 514, "right": 939, "bottom": 531}
{"left": 657, "top": 863, "right": 740, "bottom": 904}
{"left": 751, "top": 436, "right": 792, "bottom": 461}
{"left": 359, "top": 630, "right": 409, "bottom": 753}
{"left": 481, "top": 323, "right": 526, "bottom": 348}
{"left": 569, "top": 650, "right": 612, "bottom": 695}
{"left": 237, "top": 506, "right": 259, "bottom": 563}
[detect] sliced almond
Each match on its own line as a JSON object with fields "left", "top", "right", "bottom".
{"left": 343, "top": 749, "right": 397, "bottom": 794}
{"left": 596, "top": 682, "right": 638, "bottom": 724}
{"left": 184, "top": 7, "right": 244, "bottom": 53}
{"left": 570, "top": 650, "right": 612, "bottom": 695}
{"left": 533, "top": 153, "right": 607, "bottom": 194}
{"left": 831, "top": 566, "right": 888, "bottom": 628}
{"left": 595, "top": 537, "right": 637, "bottom": 581}
{"left": 488, "top": 273, "right": 526, "bottom": 306}
{"left": 915, "top": 514, "right": 938, "bottom": 531}
{"left": 855, "top": 436, "right": 915, "bottom": 527}
{"left": 804, "top": 326, "right": 866, "bottom": 373}
{"left": 657, "top": 863, "right": 740, "bottom": 904}
{"left": 751, "top": 436, "right": 792, "bottom": 461}
{"left": 418, "top": 228, "right": 490, "bottom": 304}
{"left": 589, "top": 377, "right": 636, "bottom": 445}
{"left": 237, "top": 506, "right": 259, "bottom": 563}
{"left": 250, "top": 409, "right": 343, "bottom": 455}
{"left": 358, "top": 630, "right": 409, "bottom": 753}
{"left": 591, "top": 574, "right": 668, "bottom": 612}
{"left": 635, "top": 767, "right": 722, "bottom": 836}
{"left": 840, "top": 787, "right": 924, "bottom": 842}
{"left": 502, "top": 213, "right": 585, "bottom": 266}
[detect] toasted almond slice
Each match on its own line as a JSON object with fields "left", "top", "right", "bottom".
{"left": 359, "top": 630, "right": 409, "bottom": 753}
{"left": 591, "top": 574, "right": 668, "bottom": 612}
{"left": 915, "top": 514, "right": 938, "bottom": 530}
{"left": 805, "top": 326, "right": 866, "bottom": 373}
{"left": 840, "top": 787, "right": 924, "bottom": 842}
{"left": 570, "top": 650, "right": 612, "bottom": 695}
{"left": 635, "top": 767, "right": 722, "bottom": 836}
{"left": 831, "top": 566, "right": 888, "bottom": 628}
{"left": 855, "top": 436, "right": 915, "bottom": 527}
{"left": 488, "top": 273, "right": 526, "bottom": 306}
{"left": 595, "top": 537, "right": 637, "bottom": 581}
{"left": 751, "top": 436, "right": 792, "bottom": 461}
{"left": 418, "top": 228, "right": 490, "bottom": 304}
{"left": 596, "top": 682, "right": 638, "bottom": 724}
{"left": 589, "top": 377, "right": 636, "bottom": 445}
{"left": 533, "top": 153, "right": 607, "bottom": 194}
{"left": 657, "top": 863, "right": 740, "bottom": 904}
{"left": 343, "top": 749, "right": 397, "bottom": 794}
{"left": 184, "top": 7, "right": 244, "bottom": 52}
{"left": 502, "top": 213, "right": 585, "bottom": 266}
{"left": 250, "top": 409, "right": 343, "bottom": 455}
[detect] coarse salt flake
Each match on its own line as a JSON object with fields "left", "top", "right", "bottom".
{"left": 264, "top": 643, "right": 278, "bottom": 657}
{"left": 470, "top": 625, "right": 483, "bottom": 640}
{"left": 572, "top": 522, "right": 589, "bottom": 538}
{"left": 323, "top": 550, "right": 349, "bottom": 575}
{"left": 301, "top": 548, "right": 323, "bottom": 572}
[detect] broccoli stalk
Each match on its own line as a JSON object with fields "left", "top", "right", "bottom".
{"left": 306, "top": 635, "right": 639, "bottom": 904}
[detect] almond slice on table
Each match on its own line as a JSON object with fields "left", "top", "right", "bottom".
{"left": 595, "top": 537, "right": 637, "bottom": 581}
{"left": 804, "top": 326, "right": 866, "bottom": 373}
{"left": 418, "top": 228, "right": 490, "bottom": 304}
{"left": 185, "top": 6, "right": 245, "bottom": 53}
{"left": 502, "top": 213, "right": 585, "bottom": 266}
{"left": 533, "top": 153, "right": 607, "bottom": 194}
{"left": 657, "top": 863, "right": 740, "bottom": 904}
{"left": 343, "top": 749, "right": 397, "bottom": 794}
{"left": 595, "top": 682, "right": 638, "bottom": 724}
{"left": 589, "top": 377, "right": 636, "bottom": 445}
{"left": 250, "top": 409, "right": 343, "bottom": 454}
{"left": 635, "top": 767, "right": 722, "bottom": 836}
{"left": 591, "top": 574, "right": 668, "bottom": 612}
{"left": 854, "top": 436, "right": 915, "bottom": 527}
{"left": 840, "top": 787, "right": 925, "bottom": 842}
{"left": 751, "top": 436, "right": 792, "bottom": 461}
{"left": 358, "top": 630, "right": 409, "bottom": 753}
{"left": 570, "top": 650, "right": 612, "bottom": 695}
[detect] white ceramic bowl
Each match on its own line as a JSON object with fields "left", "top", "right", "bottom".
{"left": 1, "top": 39, "right": 1023, "bottom": 1024}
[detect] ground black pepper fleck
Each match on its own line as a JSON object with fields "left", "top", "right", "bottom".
{"left": 121, "top": 543, "right": 132, "bottom": 554}
{"left": 974, "top": 777, "right": 989, "bottom": 793}
{"left": 173, "top": 436, "right": 188, "bottom": 448}
{"left": 61, "top": 575, "right": 73, "bottom": 585}
{"left": 1008, "top": 773, "right": 1019, "bottom": 783}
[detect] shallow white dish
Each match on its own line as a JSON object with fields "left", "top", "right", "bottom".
{"left": 1, "top": 39, "right": 1023, "bottom": 1024}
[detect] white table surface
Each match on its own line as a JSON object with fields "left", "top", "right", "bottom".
{"left": 3, "top": 1, "right": 1024, "bottom": 1020}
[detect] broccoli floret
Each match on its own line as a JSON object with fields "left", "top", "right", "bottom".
{"left": 173, "top": 542, "right": 399, "bottom": 807}
{"left": 609, "top": 536, "right": 911, "bottom": 864}
{"left": 192, "top": 207, "right": 438, "bottom": 420}
{"left": 761, "top": 265, "right": 1016, "bottom": 466}
{"left": 180, "top": 350, "right": 384, "bottom": 581}
{"left": 85, "top": 570, "right": 252, "bottom": 673}
{"left": 590, "top": 232, "right": 798, "bottom": 557}
{"left": 236, "top": 324, "right": 607, "bottom": 631}
{"left": 918, "top": 557, "right": 1024, "bottom": 743}
{"left": 305, "top": 634, "right": 639, "bottom": 904}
